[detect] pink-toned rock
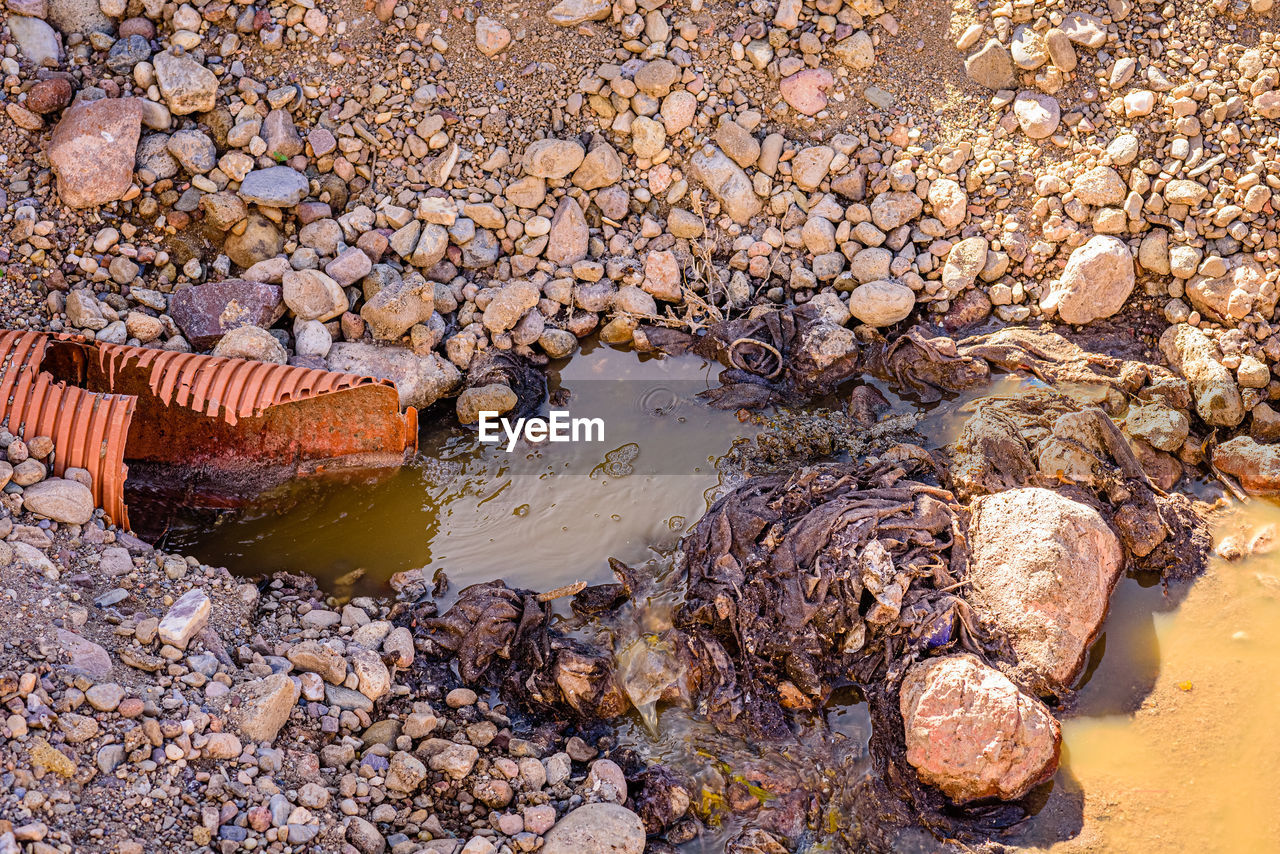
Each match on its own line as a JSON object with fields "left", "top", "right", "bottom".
{"left": 779, "top": 68, "right": 834, "bottom": 116}
{"left": 642, "top": 249, "right": 682, "bottom": 302}
{"left": 48, "top": 98, "right": 143, "bottom": 208}
{"left": 967, "top": 487, "right": 1123, "bottom": 693}
{"left": 545, "top": 196, "right": 588, "bottom": 266}
{"left": 474, "top": 15, "right": 511, "bottom": 56}
{"left": 901, "top": 654, "right": 1061, "bottom": 803}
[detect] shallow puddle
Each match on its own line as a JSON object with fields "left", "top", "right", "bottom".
{"left": 162, "top": 341, "right": 762, "bottom": 598}
{"left": 1010, "top": 501, "right": 1280, "bottom": 854}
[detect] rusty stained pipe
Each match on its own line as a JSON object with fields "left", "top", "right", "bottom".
{"left": 0, "top": 330, "right": 419, "bottom": 530}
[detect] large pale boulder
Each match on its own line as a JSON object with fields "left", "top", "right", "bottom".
{"left": 966, "top": 487, "right": 1123, "bottom": 693}
{"left": 1039, "top": 235, "right": 1133, "bottom": 324}
{"left": 901, "top": 654, "right": 1061, "bottom": 802}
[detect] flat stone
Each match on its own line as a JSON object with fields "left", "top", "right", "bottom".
{"left": 545, "top": 196, "right": 588, "bottom": 266}
{"left": 546, "top": 0, "right": 610, "bottom": 25}
{"left": 965, "top": 39, "right": 1015, "bottom": 90}
{"left": 523, "top": 139, "right": 585, "bottom": 179}
{"left": 22, "top": 478, "right": 93, "bottom": 524}
{"left": 158, "top": 588, "right": 211, "bottom": 649}
{"left": 779, "top": 67, "right": 833, "bottom": 116}
{"left": 1013, "top": 91, "right": 1060, "bottom": 139}
{"left": 9, "top": 15, "right": 62, "bottom": 66}
{"left": 1040, "top": 235, "right": 1133, "bottom": 325}
{"left": 48, "top": 98, "right": 142, "bottom": 208}
{"left": 326, "top": 343, "right": 461, "bottom": 409}
{"left": 688, "top": 145, "right": 761, "bottom": 224}
{"left": 168, "top": 280, "right": 285, "bottom": 348}
{"left": 238, "top": 167, "right": 309, "bottom": 207}
{"left": 56, "top": 629, "right": 111, "bottom": 680}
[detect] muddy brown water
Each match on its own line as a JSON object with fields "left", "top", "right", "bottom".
{"left": 161, "top": 344, "right": 1280, "bottom": 853}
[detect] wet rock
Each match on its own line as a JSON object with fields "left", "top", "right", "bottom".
{"left": 326, "top": 343, "right": 462, "bottom": 409}
{"left": 523, "top": 139, "right": 586, "bottom": 179}
{"left": 1159, "top": 324, "right": 1244, "bottom": 427}
{"left": 688, "top": 146, "right": 761, "bottom": 224}
{"left": 965, "top": 39, "right": 1015, "bottom": 90}
{"left": 168, "top": 280, "right": 284, "bottom": 348}
{"left": 901, "top": 654, "right": 1060, "bottom": 802}
{"left": 238, "top": 166, "right": 309, "bottom": 207}
{"left": 9, "top": 15, "right": 62, "bottom": 66}
{"left": 848, "top": 280, "right": 914, "bottom": 327}
{"left": 967, "top": 487, "right": 1123, "bottom": 693}
{"left": 22, "top": 478, "right": 92, "bottom": 524}
{"left": 48, "top": 98, "right": 142, "bottom": 208}
{"left": 546, "top": 196, "right": 589, "bottom": 266}
{"left": 542, "top": 803, "right": 645, "bottom": 854}
{"left": 230, "top": 673, "right": 300, "bottom": 744}
{"left": 457, "top": 384, "right": 517, "bottom": 424}
{"left": 153, "top": 50, "right": 218, "bottom": 115}
{"left": 157, "top": 588, "right": 211, "bottom": 649}
{"left": 224, "top": 214, "right": 284, "bottom": 268}
{"left": 779, "top": 67, "right": 833, "bottom": 116}
{"left": 1214, "top": 437, "right": 1280, "bottom": 495}
{"left": 211, "top": 326, "right": 288, "bottom": 363}
{"left": 1040, "top": 235, "right": 1133, "bottom": 325}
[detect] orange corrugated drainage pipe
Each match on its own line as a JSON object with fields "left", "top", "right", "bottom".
{"left": 0, "top": 330, "right": 135, "bottom": 528}
{"left": 0, "top": 329, "right": 419, "bottom": 531}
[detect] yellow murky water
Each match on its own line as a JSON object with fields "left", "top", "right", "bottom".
{"left": 1016, "top": 502, "right": 1280, "bottom": 853}
{"left": 162, "top": 342, "right": 761, "bottom": 598}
